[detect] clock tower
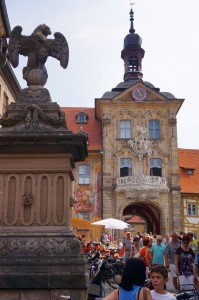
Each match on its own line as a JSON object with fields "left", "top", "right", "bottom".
{"left": 95, "top": 6, "right": 183, "bottom": 235}
{"left": 121, "top": 7, "right": 145, "bottom": 81}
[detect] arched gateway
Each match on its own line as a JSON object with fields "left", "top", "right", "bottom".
{"left": 123, "top": 202, "right": 161, "bottom": 234}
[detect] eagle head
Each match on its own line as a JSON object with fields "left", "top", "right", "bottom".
{"left": 32, "top": 24, "right": 52, "bottom": 37}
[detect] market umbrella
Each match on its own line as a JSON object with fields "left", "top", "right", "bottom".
{"left": 92, "top": 218, "right": 129, "bottom": 246}
{"left": 91, "top": 218, "right": 129, "bottom": 229}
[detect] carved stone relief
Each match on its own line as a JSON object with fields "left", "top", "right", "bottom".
{"left": 128, "top": 126, "right": 152, "bottom": 160}
{"left": 22, "top": 193, "right": 34, "bottom": 206}
{"left": 103, "top": 112, "right": 111, "bottom": 125}
{"left": 0, "top": 236, "right": 81, "bottom": 256}
{"left": 0, "top": 173, "right": 70, "bottom": 226}
{"left": 116, "top": 175, "right": 169, "bottom": 200}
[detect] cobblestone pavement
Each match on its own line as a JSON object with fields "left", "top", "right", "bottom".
{"left": 103, "top": 282, "right": 116, "bottom": 296}
{"left": 87, "top": 282, "right": 117, "bottom": 299}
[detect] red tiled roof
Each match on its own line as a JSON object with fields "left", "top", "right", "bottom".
{"left": 178, "top": 148, "right": 199, "bottom": 194}
{"left": 61, "top": 107, "right": 102, "bottom": 151}
{"left": 127, "top": 216, "right": 145, "bottom": 224}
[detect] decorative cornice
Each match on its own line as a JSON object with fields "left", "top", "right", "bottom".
{"left": 0, "top": 103, "right": 67, "bottom": 129}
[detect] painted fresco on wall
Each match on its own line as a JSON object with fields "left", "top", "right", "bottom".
{"left": 74, "top": 186, "right": 94, "bottom": 212}
{"left": 73, "top": 158, "right": 101, "bottom": 221}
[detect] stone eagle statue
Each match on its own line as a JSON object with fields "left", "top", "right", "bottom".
{"left": 8, "top": 24, "right": 69, "bottom": 86}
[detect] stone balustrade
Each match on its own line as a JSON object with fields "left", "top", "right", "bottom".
{"left": 116, "top": 175, "right": 169, "bottom": 200}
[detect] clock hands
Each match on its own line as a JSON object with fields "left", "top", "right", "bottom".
{"left": 132, "top": 86, "right": 147, "bottom": 101}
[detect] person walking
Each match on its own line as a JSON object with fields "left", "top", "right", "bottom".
{"left": 130, "top": 236, "right": 140, "bottom": 258}
{"left": 140, "top": 237, "right": 152, "bottom": 278}
{"left": 151, "top": 235, "right": 166, "bottom": 266}
{"left": 122, "top": 231, "right": 133, "bottom": 264}
{"left": 103, "top": 258, "right": 152, "bottom": 300}
{"left": 175, "top": 235, "right": 195, "bottom": 290}
{"left": 162, "top": 233, "right": 171, "bottom": 246}
{"left": 187, "top": 232, "right": 197, "bottom": 252}
{"left": 164, "top": 232, "right": 180, "bottom": 292}
{"left": 193, "top": 248, "right": 199, "bottom": 291}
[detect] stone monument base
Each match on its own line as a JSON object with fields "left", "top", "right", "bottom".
{"left": 0, "top": 227, "right": 89, "bottom": 300}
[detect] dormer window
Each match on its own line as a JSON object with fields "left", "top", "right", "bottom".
{"left": 187, "top": 169, "right": 194, "bottom": 175}
{"left": 76, "top": 112, "right": 88, "bottom": 124}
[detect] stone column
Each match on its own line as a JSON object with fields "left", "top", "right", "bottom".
{"left": 0, "top": 88, "right": 88, "bottom": 300}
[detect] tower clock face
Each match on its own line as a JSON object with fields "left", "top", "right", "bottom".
{"left": 132, "top": 86, "right": 147, "bottom": 101}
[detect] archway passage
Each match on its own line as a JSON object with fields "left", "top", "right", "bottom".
{"left": 123, "top": 202, "right": 161, "bottom": 234}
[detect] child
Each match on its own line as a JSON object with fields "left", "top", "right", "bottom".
{"left": 150, "top": 265, "right": 176, "bottom": 300}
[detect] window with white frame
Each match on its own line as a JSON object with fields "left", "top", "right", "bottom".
{"left": 78, "top": 165, "right": 90, "bottom": 184}
{"left": 76, "top": 112, "right": 88, "bottom": 123}
{"left": 150, "top": 158, "right": 162, "bottom": 177}
{"left": 149, "top": 119, "right": 160, "bottom": 139}
{"left": 187, "top": 204, "right": 197, "bottom": 216}
{"left": 119, "top": 120, "right": 131, "bottom": 139}
{"left": 120, "top": 158, "right": 132, "bottom": 177}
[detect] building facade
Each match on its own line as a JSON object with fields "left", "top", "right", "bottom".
{"left": 95, "top": 8, "right": 183, "bottom": 234}
{"left": 61, "top": 8, "right": 187, "bottom": 236}
{"left": 61, "top": 107, "right": 102, "bottom": 239}
{"left": 179, "top": 149, "right": 199, "bottom": 239}
{"left": 6, "top": 2, "right": 199, "bottom": 237}
{"left": 0, "top": 0, "right": 21, "bottom": 113}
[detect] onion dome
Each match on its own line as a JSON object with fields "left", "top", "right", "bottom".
{"left": 124, "top": 9, "right": 142, "bottom": 48}
{"left": 121, "top": 8, "right": 145, "bottom": 81}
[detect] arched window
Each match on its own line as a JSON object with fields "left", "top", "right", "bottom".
{"left": 150, "top": 158, "right": 162, "bottom": 177}
{"left": 120, "top": 158, "right": 132, "bottom": 177}
{"left": 129, "top": 56, "right": 138, "bottom": 72}
{"left": 76, "top": 112, "right": 88, "bottom": 124}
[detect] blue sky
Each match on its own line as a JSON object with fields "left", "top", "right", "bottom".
{"left": 6, "top": 0, "right": 199, "bottom": 149}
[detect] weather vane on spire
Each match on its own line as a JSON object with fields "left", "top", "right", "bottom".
{"left": 130, "top": 0, "right": 135, "bottom": 10}
{"left": 129, "top": 0, "right": 135, "bottom": 34}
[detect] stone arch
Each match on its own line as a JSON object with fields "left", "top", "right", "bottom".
{"left": 118, "top": 200, "right": 163, "bottom": 234}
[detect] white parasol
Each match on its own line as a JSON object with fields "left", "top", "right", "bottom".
{"left": 92, "top": 218, "right": 129, "bottom": 229}
{"left": 92, "top": 218, "right": 129, "bottom": 247}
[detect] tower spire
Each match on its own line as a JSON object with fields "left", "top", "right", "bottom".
{"left": 129, "top": 2, "right": 135, "bottom": 34}
{"left": 121, "top": 2, "right": 145, "bottom": 81}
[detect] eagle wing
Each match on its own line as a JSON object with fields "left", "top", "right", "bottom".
{"left": 47, "top": 32, "right": 69, "bottom": 69}
{"left": 8, "top": 26, "right": 30, "bottom": 68}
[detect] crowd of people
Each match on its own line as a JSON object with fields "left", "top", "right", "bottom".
{"left": 78, "top": 230, "right": 199, "bottom": 299}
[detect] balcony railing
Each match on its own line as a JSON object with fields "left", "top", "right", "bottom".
{"left": 116, "top": 175, "right": 169, "bottom": 200}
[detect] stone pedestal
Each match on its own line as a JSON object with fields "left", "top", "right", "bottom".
{"left": 0, "top": 87, "right": 88, "bottom": 299}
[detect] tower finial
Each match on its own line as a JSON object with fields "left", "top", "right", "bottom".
{"left": 129, "top": 1, "right": 135, "bottom": 34}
